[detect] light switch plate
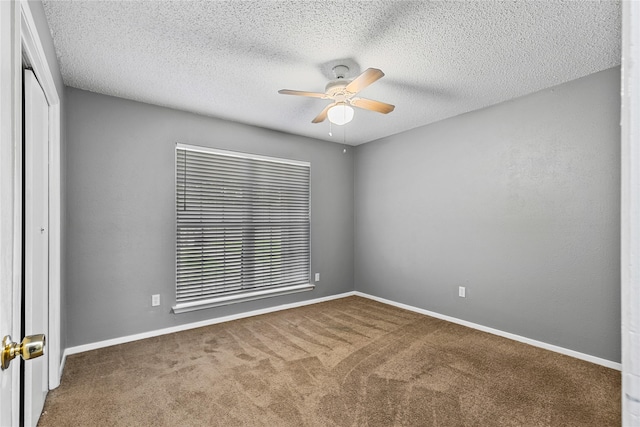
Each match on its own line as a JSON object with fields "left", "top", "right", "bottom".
{"left": 152, "top": 294, "right": 160, "bottom": 306}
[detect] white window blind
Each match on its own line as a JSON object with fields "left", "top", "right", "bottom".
{"left": 173, "top": 143, "right": 312, "bottom": 313}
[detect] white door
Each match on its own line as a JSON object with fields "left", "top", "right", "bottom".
{"left": 23, "top": 69, "right": 49, "bottom": 427}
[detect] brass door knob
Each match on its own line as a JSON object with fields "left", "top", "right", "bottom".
{"left": 1, "top": 334, "right": 46, "bottom": 370}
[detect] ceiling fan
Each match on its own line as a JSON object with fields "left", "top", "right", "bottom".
{"left": 278, "top": 65, "right": 395, "bottom": 125}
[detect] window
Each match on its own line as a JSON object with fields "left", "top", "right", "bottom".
{"left": 173, "top": 143, "right": 312, "bottom": 313}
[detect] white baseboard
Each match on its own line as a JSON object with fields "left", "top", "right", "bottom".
{"left": 354, "top": 291, "right": 621, "bottom": 371}
{"left": 64, "top": 291, "right": 356, "bottom": 356}
{"left": 62, "top": 289, "right": 620, "bottom": 373}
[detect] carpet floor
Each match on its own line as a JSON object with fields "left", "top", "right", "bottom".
{"left": 38, "top": 296, "right": 620, "bottom": 426}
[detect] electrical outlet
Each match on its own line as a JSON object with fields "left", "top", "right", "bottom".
{"left": 315, "top": 273, "right": 320, "bottom": 282}
{"left": 152, "top": 294, "right": 160, "bottom": 307}
{"left": 458, "top": 286, "right": 466, "bottom": 298}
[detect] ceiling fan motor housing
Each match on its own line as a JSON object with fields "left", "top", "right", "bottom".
{"left": 326, "top": 65, "right": 352, "bottom": 101}
{"left": 325, "top": 80, "right": 350, "bottom": 101}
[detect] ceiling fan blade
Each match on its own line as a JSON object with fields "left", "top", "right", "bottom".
{"left": 345, "top": 68, "right": 385, "bottom": 94}
{"left": 312, "top": 103, "right": 336, "bottom": 123}
{"left": 350, "top": 98, "right": 395, "bottom": 114}
{"left": 278, "top": 89, "right": 327, "bottom": 99}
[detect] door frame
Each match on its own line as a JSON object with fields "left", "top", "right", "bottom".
{"left": 0, "top": 1, "right": 23, "bottom": 426}
{"left": 2, "top": 2, "right": 61, "bottom": 422}
{"left": 20, "top": 1, "right": 62, "bottom": 392}
{"left": 621, "top": 1, "right": 640, "bottom": 425}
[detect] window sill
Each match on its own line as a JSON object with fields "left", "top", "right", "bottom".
{"left": 172, "top": 284, "right": 315, "bottom": 314}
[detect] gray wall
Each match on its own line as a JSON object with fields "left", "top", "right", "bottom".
{"left": 65, "top": 88, "right": 354, "bottom": 347}
{"left": 66, "top": 67, "right": 620, "bottom": 362}
{"left": 355, "top": 67, "right": 621, "bottom": 362}
{"left": 28, "top": 0, "right": 68, "bottom": 359}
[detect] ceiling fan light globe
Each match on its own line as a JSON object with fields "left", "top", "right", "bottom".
{"left": 327, "top": 104, "right": 354, "bottom": 125}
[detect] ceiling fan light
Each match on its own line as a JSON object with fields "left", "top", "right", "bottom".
{"left": 327, "top": 104, "right": 354, "bottom": 125}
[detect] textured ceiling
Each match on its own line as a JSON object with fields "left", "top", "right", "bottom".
{"left": 42, "top": 1, "right": 621, "bottom": 145}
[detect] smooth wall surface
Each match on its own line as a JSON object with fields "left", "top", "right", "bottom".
{"left": 355, "top": 67, "right": 621, "bottom": 362}
{"left": 65, "top": 88, "right": 354, "bottom": 347}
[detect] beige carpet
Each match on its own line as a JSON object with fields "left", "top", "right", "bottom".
{"left": 38, "top": 296, "right": 620, "bottom": 426}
